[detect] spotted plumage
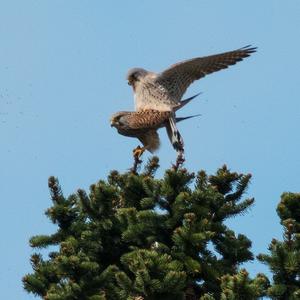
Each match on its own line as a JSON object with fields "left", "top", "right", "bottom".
{"left": 127, "top": 45, "right": 256, "bottom": 112}
{"left": 111, "top": 45, "right": 256, "bottom": 158}
{"left": 110, "top": 110, "right": 184, "bottom": 152}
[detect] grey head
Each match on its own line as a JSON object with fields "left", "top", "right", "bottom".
{"left": 126, "top": 68, "right": 148, "bottom": 86}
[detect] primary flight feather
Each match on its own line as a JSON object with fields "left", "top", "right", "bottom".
{"left": 127, "top": 45, "right": 256, "bottom": 111}
{"left": 111, "top": 45, "right": 256, "bottom": 160}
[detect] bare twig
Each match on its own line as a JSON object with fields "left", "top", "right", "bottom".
{"left": 131, "top": 155, "right": 143, "bottom": 174}
{"left": 172, "top": 150, "right": 185, "bottom": 171}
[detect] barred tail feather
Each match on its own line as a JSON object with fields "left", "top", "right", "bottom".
{"left": 166, "top": 116, "right": 184, "bottom": 152}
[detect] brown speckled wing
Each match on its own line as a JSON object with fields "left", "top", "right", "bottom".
{"left": 156, "top": 45, "right": 256, "bottom": 102}
{"left": 126, "top": 110, "right": 171, "bottom": 129}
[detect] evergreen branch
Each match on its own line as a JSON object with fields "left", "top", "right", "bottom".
{"left": 142, "top": 156, "right": 160, "bottom": 177}
{"left": 225, "top": 174, "right": 252, "bottom": 203}
{"left": 48, "top": 176, "right": 65, "bottom": 204}
{"left": 216, "top": 198, "right": 255, "bottom": 221}
{"left": 29, "top": 233, "right": 61, "bottom": 248}
{"left": 208, "top": 165, "right": 240, "bottom": 195}
{"left": 131, "top": 155, "right": 143, "bottom": 175}
{"left": 24, "top": 165, "right": 262, "bottom": 299}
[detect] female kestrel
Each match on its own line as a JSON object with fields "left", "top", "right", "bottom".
{"left": 110, "top": 45, "right": 256, "bottom": 161}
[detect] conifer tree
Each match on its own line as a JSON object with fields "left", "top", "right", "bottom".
{"left": 258, "top": 192, "right": 300, "bottom": 299}
{"left": 23, "top": 158, "right": 267, "bottom": 299}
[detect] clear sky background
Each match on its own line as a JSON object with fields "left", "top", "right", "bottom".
{"left": 1, "top": 1, "right": 300, "bottom": 299}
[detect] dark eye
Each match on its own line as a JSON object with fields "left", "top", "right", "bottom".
{"left": 131, "top": 74, "right": 138, "bottom": 82}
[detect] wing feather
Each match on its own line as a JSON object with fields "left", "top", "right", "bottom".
{"left": 126, "top": 110, "right": 171, "bottom": 129}
{"left": 156, "top": 45, "right": 256, "bottom": 102}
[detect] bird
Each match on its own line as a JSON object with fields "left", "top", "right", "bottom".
{"left": 111, "top": 45, "right": 256, "bottom": 162}
{"left": 110, "top": 94, "right": 200, "bottom": 160}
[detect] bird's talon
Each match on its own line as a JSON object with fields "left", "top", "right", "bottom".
{"left": 133, "top": 146, "right": 145, "bottom": 159}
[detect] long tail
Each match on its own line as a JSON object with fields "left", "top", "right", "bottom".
{"left": 166, "top": 115, "right": 184, "bottom": 152}
{"left": 176, "top": 114, "right": 201, "bottom": 123}
{"left": 174, "top": 92, "right": 202, "bottom": 111}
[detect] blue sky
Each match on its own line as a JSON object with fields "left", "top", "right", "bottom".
{"left": 1, "top": 1, "right": 300, "bottom": 299}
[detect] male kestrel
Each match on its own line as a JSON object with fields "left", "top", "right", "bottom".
{"left": 111, "top": 45, "right": 256, "bottom": 162}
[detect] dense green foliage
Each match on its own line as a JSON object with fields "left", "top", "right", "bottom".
{"left": 258, "top": 193, "right": 300, "bottom": 299}
{"left": 23, "top": 158, "right": 299, "bottom": 299}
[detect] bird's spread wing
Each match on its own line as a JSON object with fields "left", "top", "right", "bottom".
{"left": 155, "top": 45, "right": 256, "bottom": 102}
{"left": 138, "top": 130, "right": 160, "bottom": 153}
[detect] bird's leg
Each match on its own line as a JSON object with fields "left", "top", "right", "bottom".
{"left": 131, "top": 145, "right": 146, "bottom": 174}
{"left": 133, "top": 145, "right": 146, "bottom": 161}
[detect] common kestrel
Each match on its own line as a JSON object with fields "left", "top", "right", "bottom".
{"left": 110, "top": 94, "right": 200, "bottom": 162}
{"left": 111, "top": 45, "right": 256, "bottom": 162}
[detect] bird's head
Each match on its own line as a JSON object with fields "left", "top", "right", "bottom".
{"left": 126, "top": 68, "right": 148, "bottom": 87}
{"left": 110, "top": 111, "right": 130, "bottom": 129}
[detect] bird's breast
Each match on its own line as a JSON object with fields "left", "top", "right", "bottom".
{"left": 117, "top": 127, "right": 142, "bottom": 138}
